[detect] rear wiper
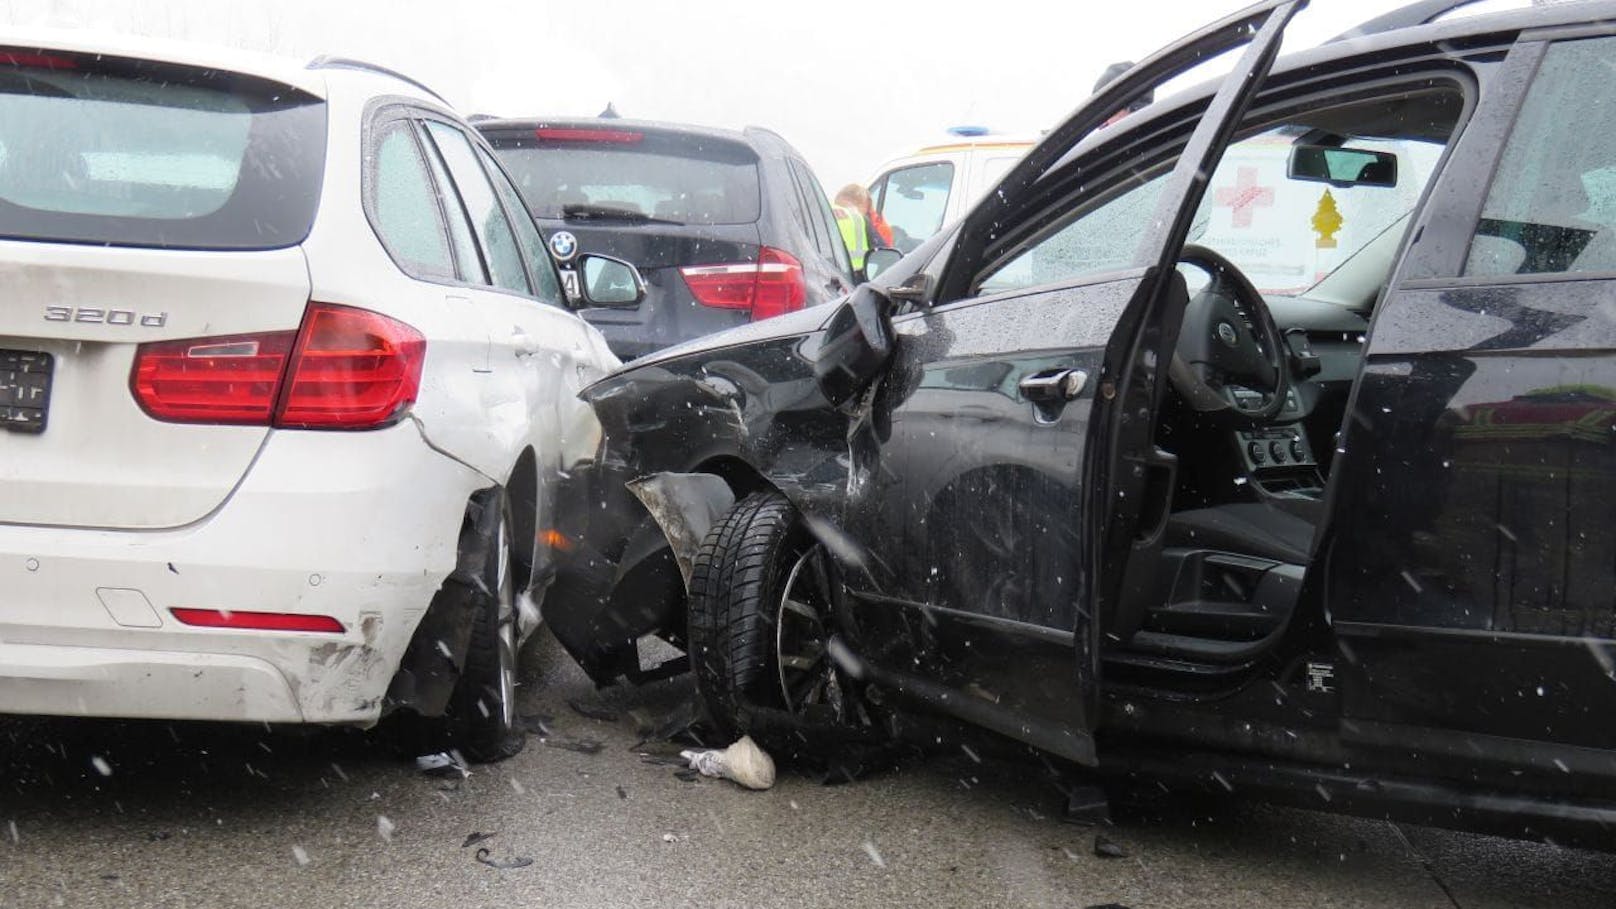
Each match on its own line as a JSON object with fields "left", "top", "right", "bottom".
{"left": 561, "top": 203, "right": 684, "bottom": 225}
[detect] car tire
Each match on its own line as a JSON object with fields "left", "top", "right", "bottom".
{"left": 687, "top": 491, "right": 886, "bottom": 762}
{"left": 448, "top": 492, "right": 525, "bottom": 763}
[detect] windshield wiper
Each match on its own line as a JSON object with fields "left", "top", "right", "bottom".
{"left": 561, "top": 203, "right": 684, "bottom": 225}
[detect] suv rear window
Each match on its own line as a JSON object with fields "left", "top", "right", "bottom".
{"left": 0, "top": 50, "right": 325, "bottom": 250}
{"left": 487, "top": 128, "right": 761, "bottom": 225}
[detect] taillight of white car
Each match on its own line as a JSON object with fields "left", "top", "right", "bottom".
{"left": 131, "top": 303, "right": 426, "bottom": 429}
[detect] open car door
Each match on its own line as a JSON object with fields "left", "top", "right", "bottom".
{"left": 838, "top": 1, "right": 1305, "bottom": 766}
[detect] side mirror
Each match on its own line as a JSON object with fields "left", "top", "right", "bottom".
{"left": 577, "top": 253, "right": 645, "bottom": 308}
{"left": 1287, "top": 144, "right": 1397, "bottom": 188}
{"left": 863, "top": 246, "right": 903, "bottom": 282}
{"left": 814, "top": 285, "right": 896, "bottom": 410}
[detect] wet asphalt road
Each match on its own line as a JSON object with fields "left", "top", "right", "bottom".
{"left": 3, "top": 631, "right": 1614, "bottom": 909}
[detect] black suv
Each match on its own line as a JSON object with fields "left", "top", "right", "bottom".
{"left": 477, "top": 118, "right": 854, "bottom": 360}
{"left": 545, "top": 0, "right": 1616, "bottom": 849}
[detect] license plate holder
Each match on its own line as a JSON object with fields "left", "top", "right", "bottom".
{"left": 0, "top": 349, "right": 54, "bottom": 434}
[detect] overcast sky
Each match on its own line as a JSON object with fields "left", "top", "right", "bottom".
{"left": 2, "top": 0, "right": 1458, "bottom": 187}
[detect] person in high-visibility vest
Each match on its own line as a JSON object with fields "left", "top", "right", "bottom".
{"left": 833, "top": 184, "right": 877, "bottom": 273}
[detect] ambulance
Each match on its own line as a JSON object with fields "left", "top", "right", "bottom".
{"left": 1191, "top": 129, "right": 1445, "bottom": 296}
{"left": 866, "top": 128, "right": 1037, "bottom": 253}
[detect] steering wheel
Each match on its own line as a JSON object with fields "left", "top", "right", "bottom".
{"left": 1169, "top": 244, "right": 1291, "bottom": 425}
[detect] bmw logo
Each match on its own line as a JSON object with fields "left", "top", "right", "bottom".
{"left": 1216, "top": 321, "right": 1239, "bottom": 347}
{"left": 548, "top": 230, "right": 578, "bottom": 262}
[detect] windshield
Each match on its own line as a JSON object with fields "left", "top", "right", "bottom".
{"left": 980, "top": 125, "right": 1447, "bottom": 300}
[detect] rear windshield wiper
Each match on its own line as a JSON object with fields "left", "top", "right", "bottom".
{"left": 561, "top": 203, "right": 684, "bottom": 225}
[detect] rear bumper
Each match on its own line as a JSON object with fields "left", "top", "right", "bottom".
{"left": 0, "top": 421, "right": 485, "bottom": 726}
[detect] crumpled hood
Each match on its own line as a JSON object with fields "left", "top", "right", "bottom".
{"left": 582, "top": 301, "right": 842, "bottom": 396}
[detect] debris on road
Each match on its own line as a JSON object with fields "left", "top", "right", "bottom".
{"left": 628, "top": 698, "right": 703, "bottom": 748}
{"left": 1062, "top": 784, "right": 1112, "bottom": 826}
{"left": 415, "top": 751, "right": 470, "bottom": 779}
{"left": 616, "top": 785, "right": 627, "bottom": 800}
{"left": 679, "top": 735, "right": 775, "bottom": 790}
{"left": 473, "top": 846, "right": 532, "bottom": 869}
{"left": 461, "top": 831, "right": 496, "bottom": 848}
{"left": 544, "top": 737, "right": 605, "bottom": 756}
{"left": 1093, "top": 835, "right": 1128, "bottom": 859}
{"left": 567, "top": 698, "right": 622, "bottom": 723}
{"left": 519, "top": 713, "right": 555, "bottom": 736}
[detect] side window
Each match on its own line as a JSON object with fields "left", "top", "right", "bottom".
{"left": 800, "top": 164, "right": 853, "bottom": 279}
{"left": 781, "top": 162, "right": 826, "bottom": 257}
{"left": 869, "top": 172, "right": 889, "bottom": 213}
{"left": 478, "top": 145, "right": 565, "bottom": 307}
{"left": 1465, "top": 36, "right": 1616, "bottom": 276}
{"left": 414, "top": 121, "right": 486, "bottom": 284}
{"left": 978, "top": 176, "right": 1168, "bottom": 296}
{"left": 422, "top": 121, "right": 532, "bottom": 295}
{"left": 877, "top": 161, "right": 953, "bottom": 252}
{"left": 369, "top": 120, "right": 455, "bottom": 279}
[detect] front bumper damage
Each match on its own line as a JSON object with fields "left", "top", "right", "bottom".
{"left": 541, "top": 468, "right": 734, "bottom": 686}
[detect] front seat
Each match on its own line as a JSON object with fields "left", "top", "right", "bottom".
{"left": 1164, "top": 502, "right": 1315, "bottom": 565}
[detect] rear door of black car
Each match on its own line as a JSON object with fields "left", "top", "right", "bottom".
{"left": 1324, "top": 28, "right": 1616, "bottom": 778}
{"left": 838, "top": 1, "right": 1305, "bottom": 766}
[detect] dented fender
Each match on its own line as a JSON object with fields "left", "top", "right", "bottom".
{"left": 384, "top": 487, "right": 501, "bottom": 717}
{"left": 626, "top": 473, "right": 736, "bottom": 586}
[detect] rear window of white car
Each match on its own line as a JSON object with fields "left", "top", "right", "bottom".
{"left": 0, "top": 49, "right": 325, "bottom": 249}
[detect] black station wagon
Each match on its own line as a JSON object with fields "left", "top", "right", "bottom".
{"left": 548, "top": 0, "right": 1616, "bottom": 848}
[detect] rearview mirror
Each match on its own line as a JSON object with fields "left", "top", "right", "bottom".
{"left": 577, "top": 253, "right": 645, "bottom": 308}
{"left": 1287, "top": 145, "right": 1397, "bottom": 188}
{"left": 863, "top": 246, "right": 903, "bottom": 281}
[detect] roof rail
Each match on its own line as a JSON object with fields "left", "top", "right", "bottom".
{"left": 306, "top": 55, "right": 450, "bottom": 105}
{"left": 1327, "top": 0, "right": 1491, "bottom": 42}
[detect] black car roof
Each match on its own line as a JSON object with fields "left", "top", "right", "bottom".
{"left": 1065, "top": 0, "right": 1616, "bottom": 164}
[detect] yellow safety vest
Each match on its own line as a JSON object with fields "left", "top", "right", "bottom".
{"left": 834, "top": 204, "right": 869, "bottom": 270}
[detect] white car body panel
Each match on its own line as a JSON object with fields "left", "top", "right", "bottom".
{"left": 0, "top": 424, "right": 479, "bottom": 724}
{"left": 0, "top": 39, "right": 619, "bottom": 726}
{"left": 0, "top": 241, "right": 310, "bottom": 528}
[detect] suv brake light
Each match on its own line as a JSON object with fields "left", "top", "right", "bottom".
{"left": 132, "top": 303, "right": 426, "bottom": 429}
{"left": 679, "top": 247, "right": 807, "bottom": 322}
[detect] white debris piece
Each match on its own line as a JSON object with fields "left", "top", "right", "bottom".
{"left": 679, "top": 735, "right": 776, "bottom": 790}
{"left": 414, "top": 751, "right": 471, "bottom": 779}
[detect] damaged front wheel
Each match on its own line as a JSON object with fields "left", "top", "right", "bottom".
{"left": 688, "top": 492, "right": 887, "bottom": 763}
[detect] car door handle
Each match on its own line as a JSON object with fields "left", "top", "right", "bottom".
{"left": 1019, "top": 368, "right": 1088, "bottom": 403}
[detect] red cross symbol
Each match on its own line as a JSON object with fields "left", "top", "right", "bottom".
{"left": 1213, "top": 166, "right": 1275, "bottom": 228}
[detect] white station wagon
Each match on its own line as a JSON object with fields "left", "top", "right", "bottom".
{"left": 0, "top": 33, "right": 638, "bottom": 760}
